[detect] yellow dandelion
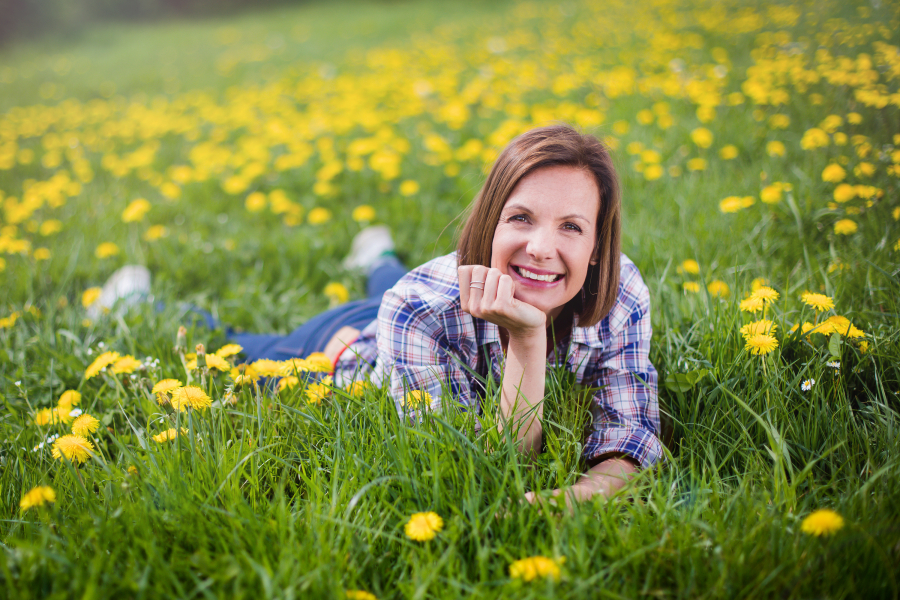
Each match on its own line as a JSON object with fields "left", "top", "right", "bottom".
{"left": 744, "top": 334, "right": 778, "bottom": 356}
{"left": 51, "top": 434, "right": 94, "bottom": 464}
{"left": 751, "top": 286, "right": 779, "bottom": 304}
{"left": 760, "top": 184, "right": 783, "bottom": 204}
{"left": 245, "top": 191, "right": 267, "bottom": 212}
{"left": 833, "top": 219, "right": 857, "bottom": 235}
{"left": 682, "top": 281, "right": 700, "bottom": 293}
{"left": 509, "top": 556, "right": 565, "bottom": 582}
{"left": 821, "top": 164, "right": 846, "bottom": 183}
{"left": 215, "top": 344, "right": 243, "bottom": 358}
{"left": 121, "top": 198, "right": 151, "bottom": 223}
{"left": 94, "top": 242, "right": 120, "bottom": 259}
{"left": 170, "top": 386, "right": 212, "bottom": 412}
{"left": 230, "top": 364, "right": 259, "bottom": 387}
{"left": 345, "top": 591, "right": 377, "bottom": 600}
{"left": 679, "top": 259, "right": 700, "bottom": 274}
{"left": 81, "top": 287, "right": 102, "bottom": 308}
{"left": 833, "top": 184, "right": 856, "bottom": 203}
{"left": 307, "top": 207, "right": 332, "bottom": 225}
{"left": 71, "top": 414, "right": 100, "bottom": 437}
{"left": 686, "top": 158, "right": 707, "bottom": 172}
{"left": 34, "top": 408, "right": 60, "bottom": 426}
{"left": 404, "top": 511, "right": 443, "bottom": 541}
{"left": 54, "top": 406, "right": 74, "bottom": 424}
{"left": 57, "top": 390, "right": 82, "bottom": 410}
{"left": 19, "top": 486, "right": 56, "bottom": 512}
{"left": 739, "top": 296, "right": 765, "bottom": 313}
{"left": 801, "top": 293, "right": 835, "bottom": 312}
{"left": 306, "top": 378, "right": 333, "bottom": 405}
{"left": 719, "top": 145, "right": 738, "bottom": 160}
{"left": 399, "top": 180, "right": 420, "bottom": 196}
{"left": 740, "top": 320, "right": 777, "bottom": 340}
{"left": 281, "top": 358, "right": 309, "bottom": 375}
{"left": 690, "top": 127, "right": 713, "bottom": 148}
{"left": 707, "top": 280, "right": 730, "bottom": 298}
{"left": 351, "top": 205, "right": 376, "bottom": 222}
{"left": 205, "top": 353, "right": 231, "bottom": 371}
{"left": 304, "top": 352, "right": 334, "bottom": 373}
{"left": 143, "top": 225, "right": 169, "bottom": 241}
{"left": 152, "top": 428, "right": 186, "bottom": 443}
{"left": 801, "top": 509, "right": 844, "bottom": 536}
{"left": 278, "top": 376, "right": 300, "bottom": 392}
{"left": 750, "top": 278, "right": 769, "bottom": 292}
{"left": 766, "top": 141, "right": 786, "bottom": 157}
{"left": 110, "top": 355, "right": 142, "bottom": 374}
{"left": 85, "top": 351, "right": 120, "bottom": 379}
{"left": 823, "top": 315, "right": 865, "bottom": 339}
{"left": 345, "top": 380, "right": 371, "bottom": 398}
{"left": 324, "top": 282, "right": 350, "bottom": 305}
{"left": 151, "top": 379, "right": 182, "bottom": 394}
{"left": 250, "top": 358, "right": 283, "bottom": 377}
{"left": 403, "top": 390, "right": 431, "bottom": 409}
{"left": 719, "top": 196, "right": 746, "bottom": 214}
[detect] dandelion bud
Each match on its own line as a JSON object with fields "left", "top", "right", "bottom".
{"left": 175, "top": 326, "right": 187, "bottom": 353}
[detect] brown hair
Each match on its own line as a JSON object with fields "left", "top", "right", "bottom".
{"left": 457, "top": 124, "right": 621, "bottom": 327}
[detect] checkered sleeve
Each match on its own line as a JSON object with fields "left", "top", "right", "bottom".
{"left": 375, "top": 280, "right": 476, "bottom": 416}
{"left": 583, "top": 268, "right": 664, "bottom": 468}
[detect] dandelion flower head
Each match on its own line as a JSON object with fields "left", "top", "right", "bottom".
{"left": 111, "top": 355, "right": 142, "bottom": 374}
{"left": 304, "top": 352, "right": 334, "bottom": 373}
{"left": 403, "top": 390, "right": 432, "bottom": 409}
{"left": 750, "top": 286, "right": 779, "bottom": 304}
{"left": 801, "top": 293, "right": 835, "bottom": 312}
{"left": 739, "top": 296, "right": 765, "bottom": 313}
{"left": 57, "top": 390, "right": 82, "bottom": 410}
{"left": 509, "top": 556, "right": 565, "bottom": 582}
{"left": 801, "top": 509, "right": 844, "bottom": 536}
{"left": 404, "top": 511, "right": 443, "bottom": 541}
{"left": 744, "top": 334, "right": 778, "bottom": 356}
{"left": 20, "top": 486, "right": 56, "bottom": 512}
{"left": 345, "top": 380, "right": 371, "bottom": 398}
{"left": 152, "top": 379, "right": 183, "bottom": 394}
{"left": 215, "top": 344, "right": 243, "bottom": 358}
{"left": 51, "top": 435, "right": 94, "bottom": 464}
{"left": 72, "top": 414, "right": 100, "bottom": 437}
{"left": 740, "top": 320, "right": 777, "bottom": 340}
{"left": 170, "top": 386, "right": 212, "bottom": 412}
{"left": 205, "top": 353, "right": 231, "bottom": 371}
{"left": 85, "top": 351, "right": 120, "bottom": 379}
{"left": 152, "top": 428, "right": 186, "bottom": 443}
{"left": 250, "top": 358, "right": 283, "bottom": 377}
{"left": 345, "top": 591, "right": 377, "bottom": 600}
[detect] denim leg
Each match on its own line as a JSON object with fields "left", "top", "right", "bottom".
{"left": 367, "top": 256, "right": 409, "bottom": 299}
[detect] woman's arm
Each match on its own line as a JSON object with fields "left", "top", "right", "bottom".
{"left": 458, "top": 265, "right": 548, "bottom": 456}
{"left": 524, "top": 455, "right": 638, "bottom": 509}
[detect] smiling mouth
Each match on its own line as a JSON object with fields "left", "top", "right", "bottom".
{"left": 513, "top": 266, "right": 564, "bottom": 283}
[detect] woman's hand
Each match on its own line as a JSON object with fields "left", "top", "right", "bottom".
{"left": 458, "top": 265, "right": 546, "bottom": 338}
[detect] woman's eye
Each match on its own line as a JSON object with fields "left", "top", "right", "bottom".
{"left": 563, "top": 222, "right": 582, "bottom": 232}
{"left": 510, "top": 214, "right": 528, "bottom": 223}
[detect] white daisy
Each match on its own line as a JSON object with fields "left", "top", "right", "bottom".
{"left": 801, "top": 379, "right": 815, "bottom": 391}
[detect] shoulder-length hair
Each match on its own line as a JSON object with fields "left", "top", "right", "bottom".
{"left": 457, "top": 124, "right": 621, "bottom": 327}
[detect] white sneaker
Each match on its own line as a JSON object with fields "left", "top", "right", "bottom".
{"left": 342, "top": 225, "right": 395, "bottom": 272}
{"left": 87, "top": 265, "right": 151, "bottom": 319}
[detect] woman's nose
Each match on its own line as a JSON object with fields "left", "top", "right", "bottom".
{"left": 525, "top": 228, "right": 556, "bottom": 260}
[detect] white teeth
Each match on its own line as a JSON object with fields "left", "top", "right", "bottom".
{"left": 517, "top": 267, "right": 559, "bottom": 282}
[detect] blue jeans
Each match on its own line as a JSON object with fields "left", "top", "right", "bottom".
{"left": 228, "top": 257, "right": 408, "bottom": 363}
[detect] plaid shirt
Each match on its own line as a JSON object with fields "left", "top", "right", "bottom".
{"left": 335, "top": 251, "right": 664, "bottom": 468}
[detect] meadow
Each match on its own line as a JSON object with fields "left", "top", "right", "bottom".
{"left": 1, "top": 0, "right": 899, "bottom": 597}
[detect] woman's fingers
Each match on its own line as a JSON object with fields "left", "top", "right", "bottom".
{"left": 466, "top": 265, "right": 489, "bottom": 315}
{"left": 457, "top": 266, "right": 472, "bottom": 311}
{"left": 480, "top": 268, "right": 502, "bottom": 313}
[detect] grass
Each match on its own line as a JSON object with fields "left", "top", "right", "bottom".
{"left": 1, "top": 0, "right": 900, "bottom": 597}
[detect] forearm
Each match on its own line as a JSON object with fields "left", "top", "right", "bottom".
{"left": 499, "top": 332, "right": 546, "bottom": 456}
{"left": 567, "top": 455, "right": 639, "bottom": 501}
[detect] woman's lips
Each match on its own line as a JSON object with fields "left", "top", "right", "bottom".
{"left": 510, "top": 265, "right": 565, "bottom": 288}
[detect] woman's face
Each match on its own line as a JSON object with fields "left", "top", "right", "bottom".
{"left": 490, "top": 165, "right": 600, "bottom": 321}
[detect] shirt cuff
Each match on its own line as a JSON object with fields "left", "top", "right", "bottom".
{"left": 582, "top": 425, "right": 665, "bottom": 469}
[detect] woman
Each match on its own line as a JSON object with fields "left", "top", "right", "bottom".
{"left": 96, "top": 124, "right": 663, "bottom": 505}
{"left": 329, "top": 124, "right": 663, "bottom": 506}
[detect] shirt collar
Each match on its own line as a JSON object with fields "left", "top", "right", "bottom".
{"left": 572, "top": 313, "right": 604, "bottom": 349}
